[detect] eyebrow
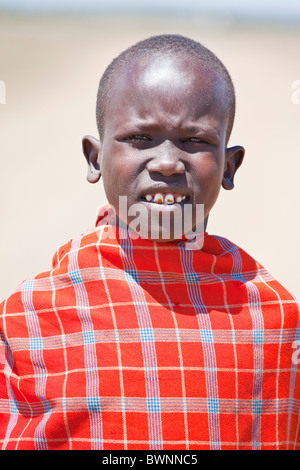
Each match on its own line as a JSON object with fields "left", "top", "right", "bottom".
{"left": 138, "top": 123, "right": 220, "bottom": 144}
{"left": 119, "top": 120, "right": 220, "bottom": 136}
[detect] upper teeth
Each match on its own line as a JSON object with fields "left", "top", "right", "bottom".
{"left": 144, "top": 193, "right": 186, "bottom": 205}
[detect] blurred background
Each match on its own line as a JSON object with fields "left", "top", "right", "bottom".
{"left": 0, "top": 0, "right": 300, "bottom": 301}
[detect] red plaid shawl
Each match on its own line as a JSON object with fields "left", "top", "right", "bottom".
{"left": 0, "top": 211, "right": 299, "bottom": 450}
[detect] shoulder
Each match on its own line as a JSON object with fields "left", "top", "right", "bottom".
{"left": 0, "top": 226, "right": 101, "bottom": 321}
{"left": 207, "top": 233, "right": 299, "bottom": 304}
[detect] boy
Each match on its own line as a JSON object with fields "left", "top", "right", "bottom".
{"left": 0, "top": 34, "right": 299, "bottom": 450}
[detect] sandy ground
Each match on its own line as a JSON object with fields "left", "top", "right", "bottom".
{"left": 0, "top": 12, "right": 299, "bottom": 302}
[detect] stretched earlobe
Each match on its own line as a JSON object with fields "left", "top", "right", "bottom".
{"left": 222, "top": 145, "right": 245, "bottom": 190}
{"left": 82, "top": 135, "right": 102, "bottom": 184}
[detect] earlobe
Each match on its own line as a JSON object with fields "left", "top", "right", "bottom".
{"left": 222, "top": 145, "right": 245, "bottom": 190}
{"left": 82, "top": 135, "right": 102, "bottom": 184}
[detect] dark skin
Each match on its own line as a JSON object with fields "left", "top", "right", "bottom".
{"left": 83, "top": 55, "right": 245, "bottom": 241}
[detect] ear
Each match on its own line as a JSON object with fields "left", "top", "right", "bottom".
{"left": 82, "top": 135, "right": 101, "bottom": 184}
{"left": 222, "top": 145, "right": 245, "bottom": 190}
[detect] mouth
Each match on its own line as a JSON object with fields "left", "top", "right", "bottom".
{"left": 141, "top": 191, "right": 189, "bottom": 206}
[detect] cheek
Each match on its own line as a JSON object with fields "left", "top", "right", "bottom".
{"left": 101, "top": 157, "right": 137, "bottom": 209}
{"left": 191, "top": 159, "right": 225, "bottom": 218}
{"left": 101, "top": 147, "right": 122, "bottom": 181}
{"left": 193, "top": 157, "right": 224, "bottom": 194}
{"left": 101, "top": 162, "right": 120, "bottom": 206}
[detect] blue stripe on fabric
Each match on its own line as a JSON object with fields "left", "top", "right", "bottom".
{"left": 207, "top": 398, "right": 219, "bottom": 414}
{"left": 85, "top": 367, "right": 99, "bottom": 373}
{"left": 296, "top": 330, "right": 300, "bottom": 341}
{"left": 252, "top": 400, "right": 262, "bottom": 415}
{"left": 87, "top": 396, "right": 101, "bottom": 412}
{"left": 147, "top": 397, "right": 161, "bottom": 414}
{"left": 249, "top": 302, "right": 262, "bottom": 308}
{"left": 83, "top": 330, "right": 96, "bottom": 345}
{"left": 200, "top": 329, "right": 214, "bottom": 343}
{"left": 23, "top": 310, "right": 36, "bottom": 317}
{"left": 184, "top": 272, "right": 199, "bottom": 284}
{"left": 232, "top": 273, "right": 245, "bottom": 282}
{"left": 9, "top": 399, "right": 19, "bottom": 415}
{"left": 69, "top": 269, "right": 83, "bottom": 285}
{"left": 21, "top": 284, "right": 51, "bottom": 449}
{"left": 29, "top": 337, "right": 43, "bottom": 350}
{"left": 120, "top": 237, "right": 163, "bottom": 448}
{"left": 69, "top": 237, "right": 103, "bottom": 448}
{"left": 124, "top": 269, "right": 139, "bottom": 283}
{"left": 22, "top": 279, "right": 34, "bottom": 291}
{"left": 253, "top": 330, "right": 264, "bottom": 344}
{"left": 148, "top": 440, "right": 164, "bottom": 446}
{"left": 41, "top": 400, "right": 52, "bottom": 414}
{"left": 180, "top": 246, "right": 221, "bottom": 448}
{"left": 140, "top": 328, "right": 155, "bottom": 342}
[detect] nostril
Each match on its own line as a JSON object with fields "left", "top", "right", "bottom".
{"left": 147, "top": 157, "right": 185, "bottom": 176}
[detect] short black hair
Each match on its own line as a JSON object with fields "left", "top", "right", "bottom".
{"left": 96, "top": 34, "right": 236, "bottom": 142}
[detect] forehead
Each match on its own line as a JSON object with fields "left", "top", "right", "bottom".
{"left": 104, "top": 55, "right": 229, "bottom": 130}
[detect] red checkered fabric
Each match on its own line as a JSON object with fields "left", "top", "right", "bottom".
{"left": 0, "top": 209, "right": 299, "bottom": 450}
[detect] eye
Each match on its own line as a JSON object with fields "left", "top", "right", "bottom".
{"left": 183, "top": 137, "right": 209, "bottom": 144}
{"left": 123, "top": 134, "right": 151, "bottom": 142}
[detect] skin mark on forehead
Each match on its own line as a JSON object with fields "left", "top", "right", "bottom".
{"left": 122, "top": 57, "right": 218, "bottom": 103}
{"left": 103, "top": 54, "right": 230, "bottom": 144}
{"left": 140, "top": 56, "right": 194, "bottom": 90}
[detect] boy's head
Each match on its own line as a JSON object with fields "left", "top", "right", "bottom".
{"left": 96, "top": 34, "right": 236, "bottom": 143}
{"left": 83, "top": 34, "right": 245, "bottom": 241}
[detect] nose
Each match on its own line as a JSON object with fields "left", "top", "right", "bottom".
{"left": 146, "top": 141, "right": 185, "bottom": 177}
